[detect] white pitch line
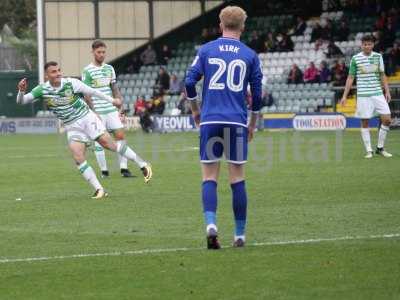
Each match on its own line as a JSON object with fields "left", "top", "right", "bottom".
{"left": 0, "top": 233, "right": 399, "bottom": 264}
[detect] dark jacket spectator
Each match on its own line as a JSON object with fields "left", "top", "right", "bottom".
{"left": 373, "top": 31, "right": 385, "bottom": 53}
{"left": 152, "top": 95, "right": 165, "bottom": 115}
{"left": 177, "top": 93, "right": 192, "bottom": 114}
{"left": 169, "top": 74, "right": 183, "bottom": 95}
{"left": 140, "top": 45, "right": 157, "bottom": 66}
{"left": 320, "top": 19, "right": 333, "bottom": 41}
{"left": 293, "top": 16, "right": 307, "bottom": 36}
{"left": 334, "top": 21, "right": 350, "bottom": 41}
{"left": 155, "top": 67, "right": 170, "bottom": 93}
{"left": 385, "top": 43, "right": 400, "bottom": 75}
{"left": 326, "top": 41, "right": 343, "bottom": 58}
{"left": 311, "top": 23, "right": 323, "bottom": 42}
{"left": 261, "top": 90, "right": 274, "bottom": 107}
{"left": 134, "top": 96, "right": 147, "bottom": 115}
{"left": 249, "top": 31, "right": 263, "bottom": 53}
{"left": 331, "top": 61, "right": 348, "bottom": 86}
{"left": 318, "top": 61, "right": 332, "bottom": 83}
{"left": 304, "top": 62, "right": 319, "bottom": 83}
{"left": 139, "top": 108, "right": 154, "bottom": 133}
{"left": 383, "top": 23, "right": 396, "bottom": 48}
{"left": 159, "top": 45, "right": 172, "bottom": 65}
{"left": 209, "top": 27, "right": 220, "bottom": 40}
{"left": 276, "top": 34, "right": 293, "bottom": 52}
{"left": 125, "top": 55, "right": 141, "bottom": 73}
{"left": 264, "top": 32, "right": 276, "bottom": 52}
{"left": 200, "top": 28, "right": 212, "bottom": 44}
{"left": 287, "top": 64, "right": 304, "bottom": 84}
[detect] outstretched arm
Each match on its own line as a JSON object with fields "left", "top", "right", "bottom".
{"left": 16, "top": 78, "right": 36, "bottom": 104}
{"left": 70, "top": 78, "right": 121, "bottom": 107}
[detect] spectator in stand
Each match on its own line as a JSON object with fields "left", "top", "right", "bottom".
{"left": 375, "top": 11, "right": 387, "bottom": 30}
{"left": 287, "top": 64, "right": 304, "bottom": 84}
{"left": 152, "top": 94, "right": 165, "bottom": 115}
{"left": 125, "top": 55, "right": 141, "bottom": 73}
{"left": 134, "top": 95, "right": 147, "bottom": 116}
{"left": 209, "top": 27, "right": 220, "bottom": 40}
{"left": 249, "top": 30, "right": 263, "bottom": 53}
{"left": 385, "top": 42, "right": 400, "bottom": 76}
{"left": 177, "top": 92, "right": 192, "bottom": 114}
{"left": 360, "top": 0, "right": 375, "bottom": 17}
{"left": 331, "top": 60, "right": 348, "bottom": 86}
{"left": 334, "top": 20, "right": 350, "bottom": 41}
{"left": 169, "top": 74, "right": 183, "bottom": 95}
{"left": 264, "top": 32, "right": 276, "bottom": 52}
{"left": 159, "top": 44, "right": 172, "bottom": 65}
{"left": 388, "top": 8, "right": 399, "bottom": 29}
{"left": 373, "top": 31, "right": 385, "bottom": 53}
{"left": 293, "top": 16, "right": 307, "bottom": 36}
{"left": 304, "top": 62, "right": 319, "bottom": 83}
{"left": 383, "top": 21, "right": 396, "bottom": 48}
{"left": 320, "top": 18, "right": 333, "bottom": 41}
{"left": 311, "top": 22, "right": 323, "bottom": 42}
{"left": 318, "top": 61, "right": 332, "bottom": 83}
{"left": 325, "top": 40, "right": 343, "bottom": 58}
{"left": 140, "top": 44, "right": 157, "bottom": 66}
{"left": 314, "top": 38, "right": 324, "bottom": 51}
{"left": 200, "top": 28, "right": 212, "bottom": 44}
{"left": 261, "top": 89, "right": 274, "bottom": 107}
{"left": 139, "top": 99, "right": 154, "bottom": 133}
{"left": 155, "top": 67, "right": 170, "bottom": 94}
{"left": 276, "top": 33, "right": 293, "bottom": 52}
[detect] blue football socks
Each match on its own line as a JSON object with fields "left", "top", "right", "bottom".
{"left": 202, "top": 180, "right": 218, "bottom": 226}
{"left": 231, "top": 180, "right": 247, "bottom": 236}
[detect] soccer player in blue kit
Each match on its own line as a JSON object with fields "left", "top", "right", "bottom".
{"left": 185, "top": 6, "right": 262, "bottom": 249}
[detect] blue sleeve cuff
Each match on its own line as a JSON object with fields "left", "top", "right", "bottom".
{"left": 185, "top": 84, "right": 198, "bottom": 100}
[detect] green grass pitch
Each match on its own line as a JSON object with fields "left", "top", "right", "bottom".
{"left": 0, "top": 130, "right": 399, "bottom": 299}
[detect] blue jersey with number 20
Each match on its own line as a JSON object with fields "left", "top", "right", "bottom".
{"left": 185, "top": 37, "right": 263, "bottom": 127}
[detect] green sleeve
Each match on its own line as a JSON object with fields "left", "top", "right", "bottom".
{"left": 81, "top": 69, "right": 92, "bottom": 86}
{"left": 31, "top": 85, "right": 43, "bottom": 99}
{"left": 349, "top": 57, "right": 357, "bottom": 76}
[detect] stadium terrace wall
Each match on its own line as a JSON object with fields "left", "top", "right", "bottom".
{"left": 43, "top": 0, "right": 224, "bottom": 77}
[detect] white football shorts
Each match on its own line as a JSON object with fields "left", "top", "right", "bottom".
{"left": 99, "top": 111, "right": 124, "bottom": 132}
{"left": 65, "top": 111, "right": 106, "bottom": 144}
{"left": 355, "top": 95, "right": 391, "bottom": 119}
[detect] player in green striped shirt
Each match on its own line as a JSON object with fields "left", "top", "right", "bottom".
{"left": 16, "top": 61, "right": 152, "bottom": 199}
{"left": 82, "top": 40, "right": 141, "bottom": 178}
{"left": 341, "top": 35, "right": 392, "bottom": 158}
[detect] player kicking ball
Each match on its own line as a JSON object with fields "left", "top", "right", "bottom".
{"left": 16, "top": 61, "right": 152, "bottom": 199}
{"left": 185, "top": 6, "right": 262, "bottom": 249}
{"left": 341, "top": 35, "right": 392, "bottom": 159}
{"left": 82, "top": 40, "right": 136, "bottom": 178}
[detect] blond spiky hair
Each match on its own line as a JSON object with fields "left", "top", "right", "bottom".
{"left": 219, "top": 6, "right": 247, "bottom": 31}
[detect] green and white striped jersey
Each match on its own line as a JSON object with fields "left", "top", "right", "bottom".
{"left": 349, "top": 51, "right": 385, "bottom": 98}
{"left": 82, "top": 63, "right": 117, "bottom": 115}
{"left": 30, "top": 78, "right": 89, "bottom": 125}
